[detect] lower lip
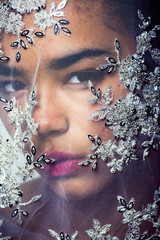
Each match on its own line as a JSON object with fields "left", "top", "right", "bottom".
{"left": 45, "top": 159, "right": 83, "bottom": 177}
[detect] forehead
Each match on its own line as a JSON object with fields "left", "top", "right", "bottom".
{"left": 1, "top": 0, "right": 133, "bottom": 71}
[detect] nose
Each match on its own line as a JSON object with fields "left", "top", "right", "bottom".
{"left": 33, "top": 84, "right": 69, "bottom": 137}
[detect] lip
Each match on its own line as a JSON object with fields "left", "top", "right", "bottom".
{"left": 44, "top": 151, "right": 85, "bottom": 177}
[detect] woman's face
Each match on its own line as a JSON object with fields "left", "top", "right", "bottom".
{"left": 0, "top": 0, "right": 135, "bottom": 199}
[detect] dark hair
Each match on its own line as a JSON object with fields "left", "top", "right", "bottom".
{"left": 100, "top": 0, "right": 160, "bottom": 36}
{"left": 100, "top": 0, "right": 137, "bottom": 35}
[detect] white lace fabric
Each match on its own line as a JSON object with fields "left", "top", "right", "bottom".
{"left": 0, "top": 0, "right": 160, "bottom": 239}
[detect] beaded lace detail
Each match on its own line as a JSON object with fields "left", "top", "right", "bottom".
{"left": 79, "top": 11, "right": 160, "bottom": 173}
{"left": 0, "top": 0, "right": 70, "bottom": 62}
{"left": 48, "top": 188, "right": 160, "bottom": 239}
{"left": 0, "top": 5, "right": 159, "bottom": 239}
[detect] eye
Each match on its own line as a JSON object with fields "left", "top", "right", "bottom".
{"left": 65, "top": 70, "right": 107, "bottom": 86}
{"left": 68, "top": 75, "right": 82, "bottom": 84}
{"left": 0, "top": 81, "right": 27, "bottom": 95}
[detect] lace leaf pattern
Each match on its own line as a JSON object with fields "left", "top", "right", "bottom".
{"left": 0, "top": 219, "right": 11, "bottom": 240}
{"left": 117, "top": 187, "right": 160, "bottom": 240}
{"left": 0, "top": 7, "right": 159, "bottom": 238}
{"left": 48, "top": 229, "right": 78, "bottom": 240}
{"left": 48, "top": 188, "right": 160, "bottom": 239}
{"left": 34, "top": 0, "right": 70, "bottom": 35}
{"left": 0, "top": 89, "right": 42, "bottom": 224}
{"left": 87, "top": 80, "right": 114, "bottom": 121}
{"left": 79, "top": 135, "right": 137, "bottom": 173}
{"left": 0, "top": 0, "right": 70, "bottom": 62}
{"left": 86, "top": 219, "right": 119, "bottom": 240}
{"left": 79, "top": 11, "right": 160, "bottom": 173}
{"left": 48, "top": 220, "right": 118, "bottom": 240}
{"left": 8, "top": 0, "right": 46, "bottom": 14}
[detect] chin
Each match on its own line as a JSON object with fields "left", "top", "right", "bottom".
{"left": 47, "top": 170, "right": 114, "bottom": 200}
{"left": 49, "top": 183, "right": 97, "bottom": 200}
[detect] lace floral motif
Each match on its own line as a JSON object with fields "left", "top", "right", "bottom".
{"left": 8, "top": 0, "right": 46, "bottom": 14}
{"left": 86, "top": 219, "right": 119, "bottom": 240}
{"left": 79, "top": 134, "right": 137, "bottom": 173}
{"left": 0, "top": 6, "right": 159, "bottom": 238}
{"left": 0, "top": 0, "right": 70, "bottom": 62}
{"left": 48, "top": 219, "right": 118, "bottom": 240}
{"left": 0, "top": 90, "right": 42, "bottom": 224}
{"left": 0, "top": 2, "right": 9, "bottom": 32}
{"left": 34, "top": 0, "right": 70, "bottom": 35}
{"left": 5, "top": 12, "right": 25, "bottom": 34}
{"left": 49, "top": 229, "right": 78, "bottom": 240}
{"left": 117, "top": 187, "right": 160, "bottom": 240}
{"left": 48, "top": 188, "right": 160, "bottom": 240}
{"left": 80, "top": 11, "right": 160, "bottom": 173}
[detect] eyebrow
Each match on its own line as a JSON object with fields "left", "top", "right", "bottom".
{"left": 0, "top": 49, "right": 111, "bottom": 76}
{"left": 0, "top": 64, "right": 25, "bottom": 77}
{"left": 48, "top": 49, "right": 110, "bottom": 70}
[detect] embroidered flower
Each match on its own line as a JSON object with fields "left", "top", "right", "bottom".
{"left": 48, "top": 229, "right": 78, "bottom": 240}
{"left": 34, "top": 10, "right": 53, "bottom": 32}
{"left": 0, "top": 2, "right": 9, "bottom": 32}
{"left": 136, "top": 31, "right": 152, "bottom": 55}
{"left": 118, "top": 189, "right": 160, "bottom": 240}
{"left": 107, "top": 158, "right": 123, "bottom": 173}
{"left": 1, "top": 0, "right": 70, "bottom": 62}
{"left": 0, "top": 90, "right": 40, "bottom": 223}
{"left": 143, "top": 67, "right": 160, "bottom": 106}
{"left": 24, "top": 104, "right": 39, "bottom": 135}
{"left": 5, "top": 12, "right": 25, "bottom": 35}
{"left": 79, "top": 136, "right": 117, "bottom": 172}
{"left": 136, "top": 12, "right": 160, "bottom": 56}
{"left": 85, "top": 11, "right": 160, "bottom": 174}
{"left": 104, "top": 93, "right": 143, "bottom": 139}
{"left": 119, "top": 54, "right": 148, "bottom": 92}
{"left": 86, "top": 219, "right": 119, "bottom": 240}
{"left": 34, "top": 0, "right": 70, "bottom": 34}
{"left": 0, "top": 176, "right": 21, "bottom": 208}
{"left": 8, "top": 0, "right": 46, "bottom": 14}
{"left": 88, "top": 81, "right": 114, "bottom": 121}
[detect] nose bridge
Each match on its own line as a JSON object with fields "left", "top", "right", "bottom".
{"left": 33, "top": 80, "right": 68, "bottom": 135}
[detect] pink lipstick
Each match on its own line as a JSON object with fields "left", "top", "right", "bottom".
{"left": 44, "top": 152, "right": 84, "bottom": 177}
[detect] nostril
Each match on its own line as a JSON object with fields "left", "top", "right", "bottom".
{"left": 35, "top": 112, "right": 69, "bottom": 137}
{"left": 48, "top": 127, "right": 69, "bottom": 137}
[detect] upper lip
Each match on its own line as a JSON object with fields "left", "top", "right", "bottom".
{"left": 44, "top": 151, "right": 85, "bottom": 162}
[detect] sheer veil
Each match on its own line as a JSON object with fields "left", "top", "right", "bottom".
{"left": 0, "top": 0, "right": 160, "bottom": 239}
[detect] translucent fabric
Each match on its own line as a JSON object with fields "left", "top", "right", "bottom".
{"left": 0, "top": 0, "right": 160, "bottom": 239}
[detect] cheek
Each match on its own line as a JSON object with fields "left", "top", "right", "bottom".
{"left": 65, "top": 74, "right": 126, "bottom": 142}
{"left": 65, "top": 102, "right": 114, "bottom": 158}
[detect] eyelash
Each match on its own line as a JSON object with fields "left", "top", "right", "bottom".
{"left": 0, "top": 70, "right": 107, "bottom": 96}
{"left": 65, "top": 70, "right": 107, "bottom": 86}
